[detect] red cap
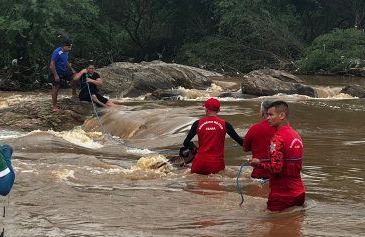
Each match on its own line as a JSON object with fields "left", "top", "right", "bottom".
{"left": 204, "top": 98, "right": 220, "bottom": 111}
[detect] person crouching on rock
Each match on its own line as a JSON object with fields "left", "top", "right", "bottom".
{"left": 73, "top": 63, "right": 117, "bottom": 107}
{"left": 0, "top": 144, "right": 15, "bottom": 196}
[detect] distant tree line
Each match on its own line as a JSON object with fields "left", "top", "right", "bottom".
{"left": 1, "top": 0, "right": 365, "bottom": 75}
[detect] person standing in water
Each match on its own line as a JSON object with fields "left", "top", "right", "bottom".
{"left": 183, "top": 98, "right": 243, "bottom": 175}
{"left": 250, "top": 100, "right": 305, "bottom": 211}
{"left": 243, "top": 100, "right": 276, "bottom": 179}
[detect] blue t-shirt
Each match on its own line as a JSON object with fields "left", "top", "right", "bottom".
{"left": 51, "top": 47, "right": 69, "bottom": 74}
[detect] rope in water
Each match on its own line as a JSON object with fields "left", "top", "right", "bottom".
{"left": 236, "top": 157, "right": 303, "bottom": 206}
{"left": 236, "top": 160, "right": 270, "bottom": 206}
{"left": 236, "top": 160, "right": 249, "bottom": 206}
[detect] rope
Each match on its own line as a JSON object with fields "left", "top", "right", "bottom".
{"left": 236, "top": 157, "right": 303, "bottom": 205}
{"left": 0, "top": 195, "right": 9, "bottom": 237}
{"left": 236, "top": 160, "right": 249, "bottom": 206}
{"left": 235, "top": 160, "right": 271, "bottom": 206}
{"left": 84, "top": 77, "right": 173, "bottom": 154}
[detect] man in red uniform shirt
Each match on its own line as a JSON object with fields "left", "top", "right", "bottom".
{"left": 243, "top": 100, "right": 276, "bottom": 179}
{"left": 250, "top": 100, "right": 305, "bottom": 211}
{"left": 183, "top": 98, "right": 243, "bottom": 175}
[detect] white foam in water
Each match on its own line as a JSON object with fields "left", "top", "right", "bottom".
{"left": 343, "top": 140, "right": 365, "bottom": 145}
{"left": 52, "top": 169, "right": 75, "bottom": 182}
{"left": 49, "top": 127, "right": 104, "bottom": 149}
{"left": 130, "top": 154, "right": 174, "bottom": 173}
{"left": 0, "top": 129, "right": 25, "bottom": 139}
{"left": 126, "top": 147, "right": 155, "bottom": 155}
{"left": 24, "top": 127, "right": 104, "bottom": 149}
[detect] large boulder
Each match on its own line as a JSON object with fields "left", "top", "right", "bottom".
{"left": 97, "top": 60, "right": 218, "bottom": 97}
{"left": 340, "top": 84, "right": 365, "bottom": 98}
{"left": 0, "top": 97, "right": 95, "bottom": 132}
{"left": 241, "top": 69, "right": 316, "bottom": 97}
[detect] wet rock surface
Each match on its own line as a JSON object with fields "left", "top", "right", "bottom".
{"left": 241, "top": 69, "right": 316, "bottom": 97}
{"left": 98, "top": 60, "right": 218, "bottom": 97}
{"left": 0, "top": 96, "right": 94, "bottom": 132}
{"left": 340, "top": 84, "right": 365, "bottom": 98}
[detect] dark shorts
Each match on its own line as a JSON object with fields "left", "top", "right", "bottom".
{"left": 50, "top": 70, "right": 73, "bottom": 86}
{"left": 79, "top": 92, "right": 109, "bottom": 106}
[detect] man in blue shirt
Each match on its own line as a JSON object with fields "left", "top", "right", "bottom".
{"left": 50, "top": 39, "right": 76, "bottom": 112}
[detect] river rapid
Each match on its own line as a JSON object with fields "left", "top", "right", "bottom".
{"left": 1, "top": 75, "right": 365, "bottom": 237}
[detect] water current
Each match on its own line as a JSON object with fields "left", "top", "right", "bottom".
{"left": 1, "top": 75, "right": 365, "bottom": 236}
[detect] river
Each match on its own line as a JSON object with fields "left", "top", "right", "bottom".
{"left": 0, "top": 75, "right": 365, "bottom": 236}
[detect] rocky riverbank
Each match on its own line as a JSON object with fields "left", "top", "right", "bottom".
{"left": 2, "top": 61, "right": 361, "bottom": 132}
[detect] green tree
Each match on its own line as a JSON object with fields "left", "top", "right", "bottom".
{"left": 0, "top": 0, "right": 99, "bottom": 68}
{"left": 297, "top": 28, "right": 365, "bottom": 73}
{"left": 177, "top": 0, "right": 303, "bottom": 72}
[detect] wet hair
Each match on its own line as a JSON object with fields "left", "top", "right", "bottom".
{"left": 260, "top": 100, "right": 272, "bottom": 115}
{"left": 268, "top": 100, "right": 289, "bottom": 117}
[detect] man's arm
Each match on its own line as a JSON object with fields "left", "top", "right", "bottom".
{"left": 86, "top": 72, "right": 103, "bottom": 86}
{"left": 243, "top": 127, "right": 253, "bottom": 152}
{"left": 87, "top": 77, "right": 103, "bottom": 86}
{"left": 226, "top": 122, "right": 243, "bottom": 146}
{"left": 73, "top": 69, "right": 88, "bottom": 81}
{"left": 50, "top": 60, "right": 59, "bottom": 81}
{"left": 183, "top": 120, "right": 198, "bottom": 148}
{"left": 66, "top": 62, "right": 76, "bottom": 74}
{"left": 252, "top": 134, "right": 284, "bottom": 174}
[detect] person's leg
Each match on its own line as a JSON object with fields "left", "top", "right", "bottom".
{"left": 91, "top": 95, "right": 106, "bottom": 107}
{"left": 105, "top": 101, "right": 117, "bottom": 107}
{"left": 70, "top": 79, "right": 77, "bottom": 98}
{"left": 50, "top": 72, "right": 61, "bottom": 111}
{"left": 51, "top": 84, "right": 60, "bottom": 111}
{"left": 65, "top": 71, "right": 77, "bottom": 98}
{"left": 96, "top": 94, "right": 117, "bottom": 107}
{"left": 79, "top": 91, "right": 92, "bottom": 102}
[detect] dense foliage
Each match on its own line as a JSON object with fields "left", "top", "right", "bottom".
{"left": 0, "top": 0, "right": 365, "bottom": 74}
{"left": 297, "top": 28, "right": 365, "bottom": 74}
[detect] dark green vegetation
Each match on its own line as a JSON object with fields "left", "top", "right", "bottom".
{"left": 1, "top": 0, "right": 365, "bottom": 75}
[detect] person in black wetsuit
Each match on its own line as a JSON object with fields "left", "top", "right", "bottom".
{"left": 73, "top": 63, "right": 117, "bottom": 107}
